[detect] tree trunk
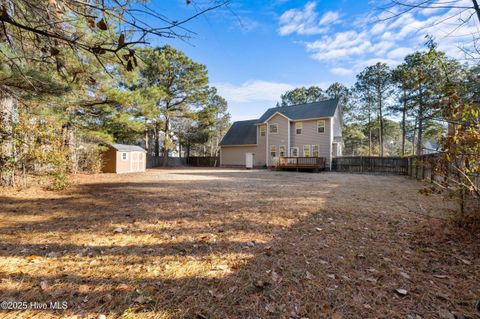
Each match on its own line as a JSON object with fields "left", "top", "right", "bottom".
{"left": 416, "top": 108, "right": 424, "bottom": 156}
{"left": 154, "top": 123, "right": 161, "bottom": 157}
{"left": 368, "top": 107, "right": 372, "bottom": 156}
{"left": 0, "top": 89, "right": 15, "bottom": 187}
{"left": 144, "top": 126, "right": 149, "bottom": 155}
{"left": 378, "top": 94, "right": 384, "bottom": 157}
{"left": 162, "top": 117, "right": 170, "bottom": 166}
{"left": 416, "top": 88, "right": 424, "bottom": 156}
{"left": 63, "top": 121, "right": 77, "bottom": 173}
{"left": 401, "top": 89, "right": 407, "bottom": 156}
{"left": 412, "top": 118, "right": 417, "bottom": 156}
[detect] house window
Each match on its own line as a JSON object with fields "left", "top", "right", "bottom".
{"left": 291, "top": 147, "right": 299, "bottom": 157}
{"left": 269, "top": 123, "right": 278, "bottom": 134}
{"left": 295, "top": 122, "right": 302, "bottom": 135}
{"left": 270, "top": 145, "right": 277, "bottom": 157}
{"left": 260, "top": 126, "right": 266, "bottom": 137}
{"left": 121, "top": 152, "right": 128, "bottom": 161}
{"left": 303, "top": 145, "right": 311, "bottom": 157}
{"left": 312, "top": 145, "right": 319, "bottom": 157}
{"left": 279, "top": 145, "right": 286, "bottom": 157}
{"left": 317, "top": 120, "right": 325, "bottom": 133}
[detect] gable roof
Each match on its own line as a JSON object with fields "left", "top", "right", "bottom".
{"left": 257, "top": 98, "right": 339, "bottom": 123}
{"left": 111, "top": 143, "right": 146, "bottom": 152}
{"left": 219, "top": 99, "right": 340, "bottom": 146}
{"left": 219, "top": 120, "right": 258, "bottom": 146}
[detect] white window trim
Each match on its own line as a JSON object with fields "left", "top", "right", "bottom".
{"left": 303, "top": 145, "right": 311, "bottom": 157}
{"left": 279, "top": 145, "right": 286, "bottom": 157}
{"left": 260, "top": 126, "right": 266, "bottom": 137}
{"left": 295, "top": 122, "right": 302, "bottom": 135}
{"left": 270, "top": 145, "right": 277, "bottom": 158}
{"left": 269, "top": 123, "right": 279, "bottom": 134}
{"left": 317, "top": 120, "right": 326, "bottom": 134}
{"left": 312, "top": 145, "right": 319, "bottom": 157}
{"left": 291, "top": 147, "right": 299, "bottom": 157}
{"left": 121, "top": 152, "right": 129, "bottom": 161}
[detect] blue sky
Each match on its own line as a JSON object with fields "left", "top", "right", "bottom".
{"left": 150, "top": 0, "right": 478, "bottom": 121}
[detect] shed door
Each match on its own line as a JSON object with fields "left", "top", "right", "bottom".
{"left": 131, "top": 152, "right": 141, "bottom": 172}
{"left": 139, "top": 153, "right": 144, "bottom": 171}
{"left": 245, "top": 153, "right": 253, "bottom": 169}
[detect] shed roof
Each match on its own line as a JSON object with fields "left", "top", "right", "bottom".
{"left": 219, "top": 120, "right": 258, "bottom": 146}
{"left": 111, "top": 143, "right": 146, "bottom": 152}
{"left": 257, "top": 98, "right": 339, "bottom": 123}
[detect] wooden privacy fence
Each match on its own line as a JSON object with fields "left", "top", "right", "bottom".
{"left": 332, "top": 156, "right": 408, "bottom": 175}
{"left": 186, "top": 156, "right": 220, "bottom": 167}
{"left": 146, "top": 156, "right": 186, "bottom": 168}
{"left": 407, "top": 154, "right": 440, "bottom": 181}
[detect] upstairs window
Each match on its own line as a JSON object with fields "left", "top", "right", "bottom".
{"left": 303, "top": 145, "right": 311, "bottom": 157}
{"left": 295, "top": 122, "right": 302, "bottom": 135}
{"left": 291, "top": 147, "right": 299, "bottom": 157}
{"left": 279, "top": 145, "right": 286, "bottom": 157}
{"left": 260, "top": 126, "right": 266, "bottom": 136}
{"left": 269, "top": 123, "right": 278, "bottom": 134}
{"left": 312, "top": 145, "right": 319, "bottom": 157}
{"left": 270, "top": 145, "right": 277, "bottom": 157}
{"left": 121, "top": 152, "right": 128, "bottom": 161}
{"left": 317, "top": 120, "right": 325, "bottom": 133}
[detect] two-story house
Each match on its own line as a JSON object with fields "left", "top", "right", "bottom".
{"left": 219, "top": 99, "right": 342, "bottom": 169}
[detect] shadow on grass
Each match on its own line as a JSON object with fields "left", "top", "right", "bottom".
{"left": 0, "top": 171, "right": 478, "bottom": 318}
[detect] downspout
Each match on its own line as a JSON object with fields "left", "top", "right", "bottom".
{"left": 266, "top": 124, "right": 269, "bottom": 167}
{"left": 287, "top": 120, "right": 291, "bottom": 156}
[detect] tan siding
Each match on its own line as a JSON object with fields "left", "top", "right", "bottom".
{"left": 221, "top": 146, "right": 263, "bottom": 167}
{"left": 290, "top": 118, "right": 332, "bottom": 167}
{"left": 116, "top": 151, "right": 132, "bottom": 173}
{"left": 266, "top": 113, "right": 289, "bottom": 166}
{"left": 256, "top": 124, "right": 267, "bottom": 166}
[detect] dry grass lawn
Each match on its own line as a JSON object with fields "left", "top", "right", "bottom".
{"left": 0, "top": 168, "right": 479, "bottom": 319}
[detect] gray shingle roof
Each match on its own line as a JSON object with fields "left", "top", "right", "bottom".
{"left": 220, "top": 99, "right": 339, "bottom": 146}
{"left": 257, "top": 98, "right": 339, "bottom": 123}
{"left": 111, "top": 144, "right": 146, "bottom": 152}
{"left": 219, "top": 120, "right": 257, "bottom": 146}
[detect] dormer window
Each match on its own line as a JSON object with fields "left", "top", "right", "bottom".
{"left": 269, "top": 123, "right": 278, "bottom": 134}
{"left": 295, "top": 122, "right": 302, "bottom": 135}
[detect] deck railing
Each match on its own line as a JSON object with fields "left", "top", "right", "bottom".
{"left": 277, "top": 157, "right": 326, "bottom": 170}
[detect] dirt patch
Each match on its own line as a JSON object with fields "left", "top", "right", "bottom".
{"left": 0, "top": 168, "right": 478, "bottom": 318}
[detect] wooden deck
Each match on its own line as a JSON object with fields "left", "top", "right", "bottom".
{"left": 276, "top": 157, "right": 326, "bottom": 172}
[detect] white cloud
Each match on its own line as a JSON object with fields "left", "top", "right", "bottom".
{"left": 214, "top": 80, "right": 330, "bottom": 121}
{"left": 213, "top": 80, "right": 296, "bottom": 103}
{"left": 387, "top": 47, "right": 413, "bottom": 59}
{"left": 371, "top": 22, "right": 387, "bottom": 35}
{"left": 278, "top": 2, "right": 340, "bottom": 36}
{"left": 319, "top": 11, "right": 341, "bottom": 25}
{"left": 280, "top": 0, "right": 480, "bottom": 75}
{"left": 330, "top": 67, "right": 353, "bottom": 76}
{"left": 307, "top": 30, "right": 372, "bottom": 61}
